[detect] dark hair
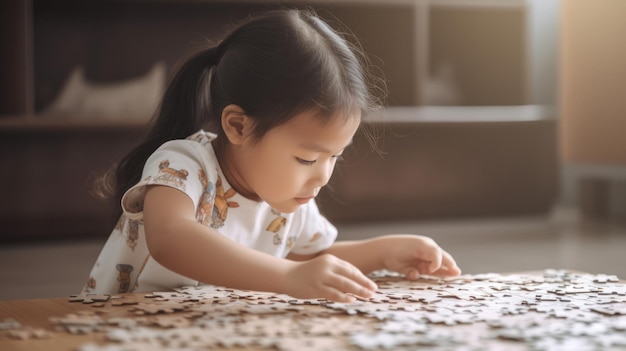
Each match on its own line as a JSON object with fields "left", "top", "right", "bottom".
{"left": 95, "top": 9, "right": 385, "bottom": 216}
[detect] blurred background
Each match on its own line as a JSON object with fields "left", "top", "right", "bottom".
{"left": 1, "top": 0, "right": 625, "bottom": 300}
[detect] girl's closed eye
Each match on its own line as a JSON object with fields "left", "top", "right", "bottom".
{"left": 296, "top": 157, "right": 316, "bottom": 166}
{"left": 296, "top": 154, "right": 343, "bottom": 166}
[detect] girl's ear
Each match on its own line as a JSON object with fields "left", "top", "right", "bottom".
{"left": 221, "top": 104, "right": 253, "bottom": 145}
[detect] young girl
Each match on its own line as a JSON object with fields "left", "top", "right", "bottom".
{"left": 84, "top": 9, "right": 461, "bottom": 303}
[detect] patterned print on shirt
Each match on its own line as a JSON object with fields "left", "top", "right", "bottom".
{"left": 116, "top": 264, "right": 134, "bottom": 293}
{"left": 302, "top": 232, "right": 323, "bottom": 250}
{"left": 84, "top": 276, "right": 96, "bottom": 292}
{"left": 286, "top": 235, "right": 296, "bottom": 250}
{"left": 126, "top": 219, "right": 140, "bottom": 250}
{"left": 197, "top": 170, "right": 216, "bottom": 225}
{"left": 155, "top": 160, "right": 189, "bottom": 190}
{"left": 211, "top": 175, "right": 239, "bottom": 228}
{"left": 266, "top": 209, "right": 288, "bottom": 245}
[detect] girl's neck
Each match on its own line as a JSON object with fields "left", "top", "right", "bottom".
{"left": 212, "top": 138, "right": 261, "bottom": 202}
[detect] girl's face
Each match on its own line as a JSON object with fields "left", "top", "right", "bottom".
{"left": 229, "top": 109, "right": 360, "bottom": 213}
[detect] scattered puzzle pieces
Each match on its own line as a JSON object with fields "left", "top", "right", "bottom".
{"left": 69, "top": 294, "right": 111, "bottom": 304}
{"left": 8, "top": 327, "right": 52, "bottom": 340}
{"left": 0, "top": 318, "right": 21, "bottom": 330}
{"left": 50, "top": 313, "right": 107, "bottom": 334}
{"left": 131, "top": 301, "right": 188, "bottom": 315}
{"left": 5, "top": 269, "right": 626, "bottom": 350}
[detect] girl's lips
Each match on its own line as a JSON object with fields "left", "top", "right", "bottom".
{"left": 294, "top": 196, "right": 314, "bottom": 204}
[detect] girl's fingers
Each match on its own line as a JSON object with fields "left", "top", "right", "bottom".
{"left": 403, "top": 267, "right": 420, "bottom": 280}
{"left": 441, "top": 250, "right": 462, "bottom": 275}
{"left": 340, "top": 261, "right": 378, "bottom": 291}
{"left": 427, "top": 249, "right": 444, "bottom": 274}
{"left": 329, "top": 262, "right": 377, "bottom": 299}
{"left": 324, "top": 286, "right": 358, "bottom": 303}
{"left": 415, "top": 242, "right": 443, "bottom": 274}
{"left": 324, "top": 274, "right": 374, "bottom": 301}
{"left": 429, "top": 251, "right": 462, "bottom": 277}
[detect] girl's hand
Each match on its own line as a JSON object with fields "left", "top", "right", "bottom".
{"left": 284, "top": 254, "right": 378, "bottom": 303}
{"left": 381, "top": 235, "right": 461, "bottom": 280}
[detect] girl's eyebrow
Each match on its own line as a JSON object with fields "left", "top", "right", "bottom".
{"left": 299, "top": 140, "right": 353, "bottom": 153}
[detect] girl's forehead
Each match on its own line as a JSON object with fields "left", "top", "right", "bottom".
{"left": 293, "top": 109, "right": 360, "bottom": 133}
{"left": 294, "top": 108, "right": 361, "bottom": 129}
{"left": 270, "top": 109, "right": 360, "bottom": 148}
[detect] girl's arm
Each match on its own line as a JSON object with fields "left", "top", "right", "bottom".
{"left": 142, "top": 185, "right": 377, "bottom": 302}
{"left": 289, "top": 236, "right": 461, "bottom": 280}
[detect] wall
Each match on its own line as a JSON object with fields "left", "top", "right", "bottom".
{"left": 559, "top": 0, "right": 626, "bottom": 217}
{"left": 560, "top": 0, "right": 626, "bottom": 165}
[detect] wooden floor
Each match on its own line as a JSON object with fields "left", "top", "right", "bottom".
{"left": 1, "top": 206, "right": 624, "bottom": 301}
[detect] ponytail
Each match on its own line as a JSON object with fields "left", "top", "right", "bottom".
{"left": 153, "top": 47, "right": 220, "bottom": 141}
{"left": 100, "top": 47, "right": 220, "bottom": 217}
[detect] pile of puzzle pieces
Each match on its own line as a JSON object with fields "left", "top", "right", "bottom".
{"left": 3, "top": 269, "right": 626, "bottom": 350}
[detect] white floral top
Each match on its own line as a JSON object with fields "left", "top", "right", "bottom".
{"left": 82, "top": 131, "right": 337, "bottom": 294}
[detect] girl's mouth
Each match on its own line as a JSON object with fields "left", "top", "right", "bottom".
{"left": 294, "top": 196, "right": 314, "bottom": 204}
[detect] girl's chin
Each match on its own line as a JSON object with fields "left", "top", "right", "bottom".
{"left": 266, "top": 200, "right": 300, "bottom": 214}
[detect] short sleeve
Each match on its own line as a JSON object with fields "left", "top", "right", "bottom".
{"left": 289, "top": 201, "right": 338, "bottom": 255}
{"left": 121, "top": 138, "right": 218, "bottom": 221}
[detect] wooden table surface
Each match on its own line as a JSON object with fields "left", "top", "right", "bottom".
{"left": 0, "top": 296, "right": 111, "bottom": 351}
{"left": 1, "top": 270, "right": 625, "bottom": 351}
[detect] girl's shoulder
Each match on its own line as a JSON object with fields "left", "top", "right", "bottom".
{"left": 186, "top": 130, "right": 217, "bottom": 145}
{"left": 148, "top": 130, "right": 221, "bottom": 179}
{"left": 123, "top": 130, "right": 221, "bottom": 216}
{"left": 154, "top": 130, "right": 218, "bottom": 158}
